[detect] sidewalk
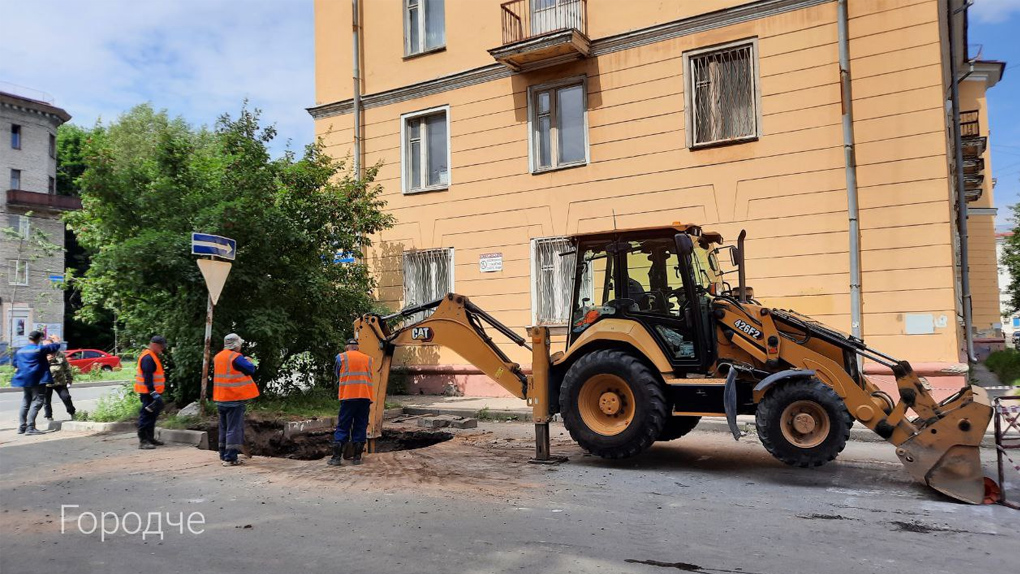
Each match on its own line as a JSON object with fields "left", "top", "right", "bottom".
{"left": 0, "top": 380, "right": 128, "bottom": 394}
{"left": 390, "top": 392, "right": 998, "bottom": 447}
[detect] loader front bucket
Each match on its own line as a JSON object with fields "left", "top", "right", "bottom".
{"left": 895, "top": 386, "right": 993, "bottom": 504}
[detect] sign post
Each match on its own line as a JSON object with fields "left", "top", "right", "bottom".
{"left": 192, "top": 233, "right": 235, "bottom": 411}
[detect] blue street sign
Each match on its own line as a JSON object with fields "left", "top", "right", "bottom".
{"left": 334, "top": 251, "right": 356, "bottom": 264}
{"left": 49, "top": 274, "right": 64, "bottom": 283}
{"left": 191, "top": 233, "right": 236, "bottom": 260}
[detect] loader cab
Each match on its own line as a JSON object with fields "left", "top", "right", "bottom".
{"left": 568, "top": 227, "right": 718, "bottom": 372}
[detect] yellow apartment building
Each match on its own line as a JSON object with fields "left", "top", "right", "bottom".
{"left": 310, "top": 0, "right": 1005, "bottom": 396}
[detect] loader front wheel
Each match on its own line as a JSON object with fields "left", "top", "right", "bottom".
{"left": 756, "top": 379, "right": 850, "bottom": 468}
{"left": 560, "top": 349, "right": 668, "bottom": 459}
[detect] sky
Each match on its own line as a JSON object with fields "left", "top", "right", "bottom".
{"left": 0, "top": 0, "right": 1017, "bottom": 226}
{"left": 0, "top": 0, "right": 315, "bottom": 157}
{"left": 972, "top": 0, "right": 1020, "bottom": 229}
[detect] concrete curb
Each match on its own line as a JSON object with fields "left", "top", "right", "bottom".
{"left": 48, "top": 420, "right": 209, "bottom": 448}
{"left": 401, "top": 406, "right": 998, "bottom": 448}
{"left": 0, "top": 380, "right": 128, "bottom": 394}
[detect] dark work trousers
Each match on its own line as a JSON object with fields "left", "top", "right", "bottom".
{"left": 217, "top": 403, "right": 246, "bottom": 462}
{"left": 334, "top": 399, "right": 371, "bottom": 443}
{"left": 137, "top": 393, "right": 163, "bottom": 438}
{"left": 44, "top": 385, "right": 76, "bottom": 419}
{"left": 18, "top": 386, "right": 45, "bottom": 431}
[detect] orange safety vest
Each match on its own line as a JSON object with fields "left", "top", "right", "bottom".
{"left": 212, "top": 350, "right": 260, "bottom": 402}
{"left": 134, "top": 349, "right": 166, "bottom": 394}
{"left": 337, "top": 350, "right": 374, "bottom": 401}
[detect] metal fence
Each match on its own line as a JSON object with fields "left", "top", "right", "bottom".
{"left": 994, "top": 395, "right": 1020, "bottom": 509}
{"left": 500, "top": 0, "right": 587, "bottom": 45}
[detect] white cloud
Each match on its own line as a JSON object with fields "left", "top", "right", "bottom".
{"left": 971, "top": 0, "right": 1020, "bottom": 24}
{"left": 0, "top": 0, "right": 315, "bottom": 156}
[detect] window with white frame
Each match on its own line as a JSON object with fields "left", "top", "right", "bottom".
{"left": 6, "top": 215, "right": 29, "bottom": 239}
{"left": 530, "top": 78, "right": 587, "bottom": 172}
{"left": 405, "top": 0, "right": 445, "bottom": 56}
{"left": 8, "top": 260, "right": 28, "bottom": 286}
{"left": 402, "top": 107, "right": 450, "bottom": 193}
{"left": 403, "top": 248, "right": 454, "bottom": 322}
{"left": 532, "top": 238, "right": 577, "bottom": 326}
{"left": 684, "top": 40, "right": 760, "bottom": 148}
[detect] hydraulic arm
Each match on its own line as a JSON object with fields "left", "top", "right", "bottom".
{"left": 353, "top": 293, "right": 560, "bottom": 460}
{"left": 715, "top": 300, "right": 993, "bottom": 504}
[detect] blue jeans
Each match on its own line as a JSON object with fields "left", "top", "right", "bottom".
{"left": 334, "top": 399, "right": 371, "bottom": 443}
{"left": 217, "top": 403, "right": 246, "bottom": 462}
{"left": 18, "top": 386, "right": 45, "bottom": 431}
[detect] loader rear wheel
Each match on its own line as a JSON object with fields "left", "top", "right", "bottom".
{"left": 756, "top": 379, "right": 850, "bottom": 468}
{"left": 657, "top": 416, "right": 701, "bottom": 441}
{"left": 560, "top": 349, "right": 668, "bottom": 459}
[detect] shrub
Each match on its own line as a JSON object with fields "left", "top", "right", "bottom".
{"left": 90, "top": 383, "right": 140, "bottom": 422}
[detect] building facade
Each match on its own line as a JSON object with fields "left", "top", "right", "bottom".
{"left": 311, "top": 0, "right": 1005, "bottom": 395}
{"left": 0, "top": 90, "right": 76, "bottom": 351}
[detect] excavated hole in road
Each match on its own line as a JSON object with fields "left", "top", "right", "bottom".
{"left": 195, "top": 420, "right": 453, "bottom": 460}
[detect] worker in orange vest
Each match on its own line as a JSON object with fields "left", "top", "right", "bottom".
{"left": 212, "top": 333, "right": 259, "bottom": 467}
{"left": 328, "top": 338, "right": 374, "bottom": 467}
{"left": 135, "top": 335, "right": 167, "bottom": 450}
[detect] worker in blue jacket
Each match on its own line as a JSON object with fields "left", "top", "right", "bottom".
{"left": 13, "top": 331, "right": 62, "bottom": 435}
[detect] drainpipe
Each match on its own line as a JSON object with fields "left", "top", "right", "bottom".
{"left": 352, "top": 0, "right": 362, "bottom": 179}
{"left": 948, "top": 1, "right": 977, "bottom": 362}
{"left": 837, "top": 0, "right": 863, "bottom": 341}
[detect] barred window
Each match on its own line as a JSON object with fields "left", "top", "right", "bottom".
{"left": 532, "top": 238, "right": 592, "bottom": 326}
{"left": 403, "top": 248, "right": 454, "bottom": 322}
{"left": 685, "top": 41, "right": 759, "bottom": 147}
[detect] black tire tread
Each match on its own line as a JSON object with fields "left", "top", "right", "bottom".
{"left": 755, "top": 379, "right": 851, "bottom": 468}
{"left": 559, "top": 349, "right": 668, "bottom": 459}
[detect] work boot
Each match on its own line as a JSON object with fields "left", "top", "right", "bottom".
{"left": 139, "top": 440, "right": 156, "bottom": 450}
{"left": 352, "top": 442, "right": 365, "bottom": 466}
{"left": 327, "top": 442, "right": 344, "bottom": 466}
{"left": 17, "top": 426, "right": 26, "bottom": 435}
{"left": 24, "top": 428, "right": 44, "bottom": 436}
{"left": 148, "top": 429, "right": 165, "bottom": 446}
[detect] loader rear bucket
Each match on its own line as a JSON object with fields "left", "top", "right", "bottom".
{"left": 895, "top": 386, "right": 993, "bottom": 504}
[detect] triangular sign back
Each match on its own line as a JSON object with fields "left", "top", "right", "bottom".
{"left": 197, "top": 259, "right": 232, "bottom": 305}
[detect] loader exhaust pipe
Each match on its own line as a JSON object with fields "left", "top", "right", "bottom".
{"left": 737, "top": 230, "right": 747, "bottom": 302}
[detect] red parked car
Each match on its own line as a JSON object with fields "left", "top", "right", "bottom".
{"left": 65, "top": 349, "right": 122, "bottom": 373}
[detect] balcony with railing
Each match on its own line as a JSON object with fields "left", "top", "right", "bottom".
{"left": 6, "top": 189, "right": 82, "bottom": 211}
{"left": 489, "top": 0, "right": 590, "bottom": 71}
{"left": 958, "top": 110, "right": 986, "bottom": 202}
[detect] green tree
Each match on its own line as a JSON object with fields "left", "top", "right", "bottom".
{"left": 67, "top": 104, "right": 393, "bottom": 402}
{"left": 1002, "top": 208, "right": 1020, "bottom": 316}
{"left": 56, "top": 123, "right": 116, "bottom": 350}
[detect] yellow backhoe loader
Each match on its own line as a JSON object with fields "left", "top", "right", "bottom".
{"left": 354, "top": 223, "right": 993, "bottom": 504}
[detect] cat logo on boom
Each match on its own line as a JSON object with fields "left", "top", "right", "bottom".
{"left": 411, "top": 327, "right": 434, "bottom": 342}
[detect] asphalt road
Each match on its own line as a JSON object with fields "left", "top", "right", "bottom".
{"left": 0, "top": 384, "right": 122, "bottom": 430}
{"left": 0, "top": 420, "right": 1016, "bottom": 574}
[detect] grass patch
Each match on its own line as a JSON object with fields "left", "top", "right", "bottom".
{"left": 73, "top": 367, "right": 131, "bottom": 383}
{"left": 159, "top": 414, "right": 203, "bottom": 429}
{"left": 85, "top": 383, "right": 139, "bottom": 422}
{"left": 475, "top": 406, "right": 521, "bottom": 422}
{"left": 0, "top": 366, "right": 12, "bottom": 388}
{"left": 984, "top": 349, "right": 1020, "bottom": 387}
{"left": 248, "top": 387, "right": 338, "bottom": 420}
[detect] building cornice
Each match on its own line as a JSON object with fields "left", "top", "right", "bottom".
{"left": 0, "top": 91, "right": 71, "bottom": 124}
{"left": 308, "top": 0, "right": 835, "bottom": 119}
{"left": 964, "top": 60, "right": 1006, "bottom": 89}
